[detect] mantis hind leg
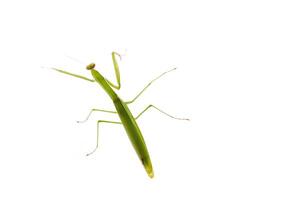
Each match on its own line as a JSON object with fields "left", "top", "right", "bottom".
{"left": 86, "top": 120, "right": 121, "bottom": 156}
{"left": 135, "top": 105, "right": 190, "bottom": 121}
{"left": 105, "top": 52, "right": 122, "bottom": 90}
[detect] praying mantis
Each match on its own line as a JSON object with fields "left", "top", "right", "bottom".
{"left": 52, "top": 52, "right": 189, "bottom": 178}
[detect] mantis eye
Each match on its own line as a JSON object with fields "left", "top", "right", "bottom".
{"left": 86, "top": 63, "right": 96, "bottom": 70}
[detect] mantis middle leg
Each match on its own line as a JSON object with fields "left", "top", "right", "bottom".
{"left": 125, "top": 68, "right": 177, "bottom": 104}
{"left": 135, "top": 105, "right": 190, "bottom": 121}
{"left": 77, "top": 108, "right": 117, "bottom": 123}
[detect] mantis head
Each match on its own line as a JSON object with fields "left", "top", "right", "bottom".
{"left": 86, "top": 63, "right": 96, "bottom": 70}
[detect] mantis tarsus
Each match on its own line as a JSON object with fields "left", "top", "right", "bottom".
{"left": 52, "top": 52, "right": 189, "bottom": 178}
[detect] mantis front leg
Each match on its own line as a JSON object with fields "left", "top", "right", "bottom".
{"left": 52, "top": 68, "right": 95, "bottom": 82}
{"left": 105, "top": 52, "right": 122, "bottom": 90}
{"left": 53, "top": 52, "right": 122, "bottom": 87}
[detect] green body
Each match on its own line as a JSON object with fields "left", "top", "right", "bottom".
{"left": 90, "top": 69, "right": 153, "bottom": 178}
{"left": 52, "top": 52, "right": 188, "bottom": 178}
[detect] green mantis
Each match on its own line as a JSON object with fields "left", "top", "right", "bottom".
{"left": 52, "top": 52, "right": 189, "bottom": 178}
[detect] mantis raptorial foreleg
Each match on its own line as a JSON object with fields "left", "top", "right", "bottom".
{"left": 77, "top": 108, "right": 117, "bottom": 123}
{"left": 52, "top": 68, "right": 95, "bottom": 82}
{"left": 52, "top": 52, "right": 122, "bottom": 85}
{"left": 86, "top": 120, "right": 121, "bottom": 156}
{"left": 125, "top": 68, "right": 177, "bottom": 104}
{"left": 135, "top": 105, "right": 190, "bottom": 121}
{"left": 105, "top": 52, "right": 122, "bottom": 90}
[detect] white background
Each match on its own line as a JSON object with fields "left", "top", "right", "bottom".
{"left": 0, "top": 0, "right": 299, "bottom": 199}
